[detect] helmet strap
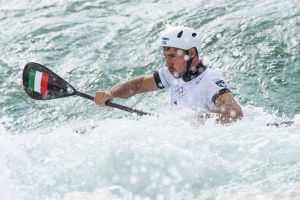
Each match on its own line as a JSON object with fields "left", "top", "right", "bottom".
{"left": 182, "top": 50, "right": 206, "bottom": 82}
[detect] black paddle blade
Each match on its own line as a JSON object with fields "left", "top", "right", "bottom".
{"left": 23, "top": 62, "right": 76, "bottom": 100}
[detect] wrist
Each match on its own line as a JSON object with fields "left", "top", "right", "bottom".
{"left": 107, "top": 89, "right": 116, "bottom": 98}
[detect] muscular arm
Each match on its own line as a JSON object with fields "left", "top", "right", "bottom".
{"left": 109, "top": 74, "right": 158, "bottom": 98}
{"left": 212, "top": 92, "right": 243, "bottom": 123}
{"left": 95, "top": 73, "right": 159, "bottom": 107}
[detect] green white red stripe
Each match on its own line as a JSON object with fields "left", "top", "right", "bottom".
{"left": 28, "top": 69, "right": 49, "bottom": 94}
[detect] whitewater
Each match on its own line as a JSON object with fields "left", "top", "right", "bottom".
{"left": 0, "top": 0, "right": 299, "bottom": 199}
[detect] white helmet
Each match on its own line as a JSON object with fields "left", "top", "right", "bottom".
{"left": 161, "top": 26, "right": 202, "bottom": 52}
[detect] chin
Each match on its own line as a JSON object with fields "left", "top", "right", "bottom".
{"left": 168, "top": 69, "right": 182, "bottom": 78}
{"left": 172, "top": 72, "right": 181, "bottom": 78}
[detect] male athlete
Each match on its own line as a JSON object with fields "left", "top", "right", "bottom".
{"left": 94, "top": 26, "right": 243, "bottom": 123}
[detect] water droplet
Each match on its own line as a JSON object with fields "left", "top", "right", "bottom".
{"left": 184, "top": 55, "right": 190, "bottom": 61}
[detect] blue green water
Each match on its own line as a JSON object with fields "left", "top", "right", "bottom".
{"left": 0, "top": 0, "right": 299, "bottom": 199}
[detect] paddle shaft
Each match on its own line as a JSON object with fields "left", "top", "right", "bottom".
{"left": 74, "top": 91, "right": 151, "bottom": 116}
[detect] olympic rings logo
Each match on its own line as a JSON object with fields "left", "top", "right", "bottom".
{"left": 175, "top": 85, "right": 186, "bottom": 98}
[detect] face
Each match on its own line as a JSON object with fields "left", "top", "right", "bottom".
{"left": 163, "top": 47, "right": 189, "bottom": 78}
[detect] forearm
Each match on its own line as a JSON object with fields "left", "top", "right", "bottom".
{"left": 109, "top": 80, "right": 138, "bottom": 98}
{"left": 109, "top": 77, "right": 152, "bottom": 99}
{"left": 95, "top": 74, "right": 157, "bottom": 107}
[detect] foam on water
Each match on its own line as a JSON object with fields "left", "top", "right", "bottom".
{"left": 0, "top": 106, "right": 299, "bottom": 200}
{"left": 1, "top": 0, "right": 299, "bottom": 199}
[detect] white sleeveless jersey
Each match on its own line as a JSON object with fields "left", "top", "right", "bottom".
{"left": 157, "top": 66, "right": 231, "bottom": 113}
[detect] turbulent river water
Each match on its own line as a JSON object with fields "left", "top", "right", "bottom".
{"left": 0, "top": 0, "right": 299, "bottom": 199}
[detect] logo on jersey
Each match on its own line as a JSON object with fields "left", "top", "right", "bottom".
{"left": 195, "top": 77, "right": 203, "bottom": 85}
{"left": 175, "top": 85, "right": 186, "bottom": 98}
{"left": 215, "top": 80, "right": 226, "bottom": 87}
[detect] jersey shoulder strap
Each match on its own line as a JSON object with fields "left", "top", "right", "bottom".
{"left": 153, "top": 71, "right": 165, "bottom": 89}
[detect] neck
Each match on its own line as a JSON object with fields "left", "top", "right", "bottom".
{"left": 182, "top": 60, "right": 206, "bottom": 82}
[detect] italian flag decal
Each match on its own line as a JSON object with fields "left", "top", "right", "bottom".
{"left": 28, "top": 69, "right": 49, "bottom": 94}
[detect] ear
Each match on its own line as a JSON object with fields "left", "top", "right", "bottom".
{"left": 188, "top": 48, "right": 197, "bottom": 59}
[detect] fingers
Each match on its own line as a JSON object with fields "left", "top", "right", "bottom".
{"left": 94, "top": 90, "right": 113, "bottom": 107}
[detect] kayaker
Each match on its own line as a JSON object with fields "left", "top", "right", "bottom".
{"left": 94, "top": 26, "right": 243, "bottom": 123}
